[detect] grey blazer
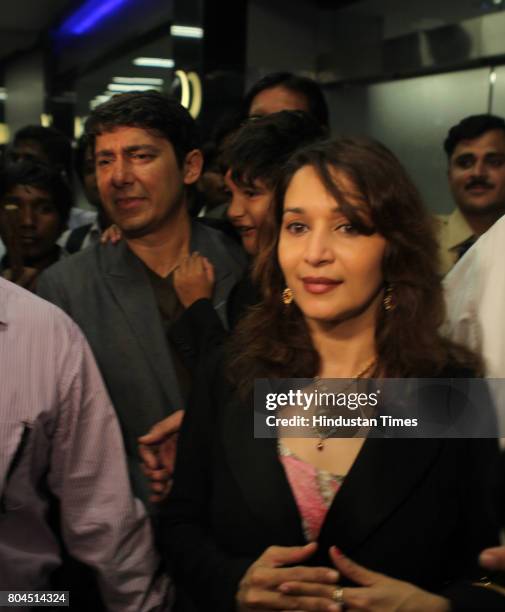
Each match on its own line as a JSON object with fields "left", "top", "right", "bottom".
{"left": 37, "top": 220, "right": 246, "bottom": 501}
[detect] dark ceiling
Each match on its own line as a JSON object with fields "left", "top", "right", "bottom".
{"left": 0, "top": 0, "right": 71, "bottom": 67}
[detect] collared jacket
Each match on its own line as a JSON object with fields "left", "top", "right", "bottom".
{"left": 37, "top": 219, "right": 247, "bottom": 503}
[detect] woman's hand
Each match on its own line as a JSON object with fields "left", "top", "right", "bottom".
{"left": 138, "top": 410, "right": 184, "bottom": 502}
{"left": 237, "top": 542, "right": 341, "bottom": 611}
{"left": 480, "top": 545, "right": 505, "bottom": 571}
{"left": 173, "top": 252, "right": 215, "bottom": 308}
{"left": 279, "top": 547, "right": 450, "bottom": 612}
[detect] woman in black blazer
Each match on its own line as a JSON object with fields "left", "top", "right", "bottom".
{"left": 163, "top": 138, "right": 504, "bottom": 611}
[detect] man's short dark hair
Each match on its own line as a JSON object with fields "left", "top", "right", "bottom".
{"left": 85, "top": 90, "right": 199, "bottom": 166}
{"left": 13, "top": 125, "right": 73, "bottom": 178}
{"left": 224, "top": 110, "right": 325, "bottom": 190}
{"left": 243, "top": 72, "right": 329, "bottom": 128}
{"left": 444, "top": 114, "right": 505, "bottom": 157}
{"left": 0, "top": 161, "right": 73, "bottom": 226}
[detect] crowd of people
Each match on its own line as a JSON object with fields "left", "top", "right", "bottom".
{"left": 1, "top": 71, "right": 505, "bottom": 611}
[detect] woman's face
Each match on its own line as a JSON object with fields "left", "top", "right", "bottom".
{"left": 225, "top": 170, "right": 272, "bottom": 255}
{"left": 278, "top": 165, "right": 387, "bottom": 326}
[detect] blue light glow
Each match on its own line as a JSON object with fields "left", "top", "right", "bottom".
{"left": 59, "top": 0, "right": 129, "bottom": 36}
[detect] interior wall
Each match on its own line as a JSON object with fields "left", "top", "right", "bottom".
{"left": 246, "top": 0, "right": 317, "bottom": 87}
{"left": 5, "top": 51, "right": 45, "bottom": 136}
{"left": 246, "top": 1, "right": 505, "bottom": 216}
{"left": 326, "top": 68, "right": 491, "bottom": 214}
{"left": 491, "top": 65, "right": 505, "bottom": 118}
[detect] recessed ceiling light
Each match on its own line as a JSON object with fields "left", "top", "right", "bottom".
{"left": 170, "top": 25, "right": 203, "bottom": 38}
{"left": 90, "top": 94, "right": 113, "bottom": 109}
{"left": 107, "top": 83, "right": 161, "bottom": 92}
{"left": 133, "top": 57, "right": 174, "bottom": 68}
{"left": 112, "top": 76, "right": 164, "bottom": 85}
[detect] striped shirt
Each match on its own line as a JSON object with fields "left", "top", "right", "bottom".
{"left": 0, "top": 277, "right": 171, "bottom": 610}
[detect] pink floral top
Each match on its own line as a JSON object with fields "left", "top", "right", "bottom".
{"left": 278, "top": 442, "right": 344, "bottom": 541}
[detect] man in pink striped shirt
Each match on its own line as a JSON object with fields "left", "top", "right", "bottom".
{"left": 0, "top": 276, "right": 171, "bottom": 610}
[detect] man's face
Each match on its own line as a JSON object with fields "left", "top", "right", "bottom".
{"left": 0, "top": 184, "right": 62, "bottom": 263}
{"left": 448, "top": 129, "right": 505, "bottom": 217}
{"left": 95, "top": 126, "right": 200, "bottom": 238}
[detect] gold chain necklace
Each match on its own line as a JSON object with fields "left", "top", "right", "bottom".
{"left": 314, "top": 358, "right": 377, "bottom": 451}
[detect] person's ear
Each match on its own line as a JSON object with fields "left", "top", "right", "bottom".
{"left": 183, "top": 149, "right": 204, "bottom": 185}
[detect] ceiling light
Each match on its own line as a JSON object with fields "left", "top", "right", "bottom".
{"left": 112, "top": 76, "right": 164, "bottom": 85}
{"left": 0, "top": 124, "right": 10, "bottom": 145}
{"left": 40, "top": 114, "right": 53, "bottom": 127}
{"left": 90, "top": 94, "right": 113, "bottom": 109}
{"left": 107, "top": 83, "right": 161, "bottom": 92}
{"left": 74, "top": 117, "right": 85, "bottom": 139}
{"left": 170, "top": 25, "right": 203, "bottom": 39}
{"left": 133, "top": 57, "right": 174, "bottom": 68}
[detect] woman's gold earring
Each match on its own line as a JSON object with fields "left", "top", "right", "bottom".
{"left": 383, "top": 285, "right": 395, "bottom": 311}
{"left": 282, "top": 287, "right": 293, "bottom": 305}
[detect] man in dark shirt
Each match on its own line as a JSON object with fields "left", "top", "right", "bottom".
{"left": 0, "top": 161, "right": 71, "bottom": 290}
{"left": 37, "top": 91, "right": 246, "bottom": 504}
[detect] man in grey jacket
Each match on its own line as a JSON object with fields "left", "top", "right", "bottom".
{"left": 37, "top": 91, "right": 246, "bottom": 504}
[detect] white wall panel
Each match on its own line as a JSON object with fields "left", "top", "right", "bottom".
{"left": 491, "top": 65, "right": 505, "bottom": 118}
{"left": 327, "top": 67, "right": 491, "bottom": 213}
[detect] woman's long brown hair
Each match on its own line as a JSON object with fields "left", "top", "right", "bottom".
{"left": 227, "top": 138, "right": 480, "bottom": 397}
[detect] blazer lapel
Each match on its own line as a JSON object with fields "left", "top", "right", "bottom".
{"left": 221, "top": 395, "right": 306, "bottom": 545}
{"left": 221, "top": 390, "right": 442, "bottom": 562}
{"left": 101, "top": 242, "right": 184, "bottom": 411}
{"left": 318, "top": 437, "right": 443, "bottom": 555}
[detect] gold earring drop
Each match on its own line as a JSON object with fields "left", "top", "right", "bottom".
{"left": 383, "top": 285, "right": 395, "bottom": 311}
{"left": 282, "top": 287, "right": 293, "bottom": 305}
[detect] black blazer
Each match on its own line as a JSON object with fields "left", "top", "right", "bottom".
{"left": 163, "top": 360, "right": 504, "bottom": 611}
{"left": 169, "top": 271, "right": 260, "bottom": 372}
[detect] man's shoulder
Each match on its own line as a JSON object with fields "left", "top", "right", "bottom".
{"left": 435, "top": 212, "right": 450, "bottom": 224}
{"left": 43, "top": 243, "right": 103, "bottom": 278}
{"left": 37, "top": 244, "right": 129, "bottom": 308}
{"left": 192, "top": 220, "right": 246, "bottom": 267}
{"left": 434, "top": 210, "right": 454, "bottom": 232}
{"left": 40, "top": 243, "right": 130, "bottom": 290}
{"left": 0, "top": 276, "right": 79, "bottom": 337}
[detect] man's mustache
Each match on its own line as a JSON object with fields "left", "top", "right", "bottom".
{"left": 465, "top": 178, "right": 494, "bottom": 190}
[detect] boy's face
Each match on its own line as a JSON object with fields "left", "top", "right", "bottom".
{"left": 225, "top": 171, "right": 273, "bottom": 255}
